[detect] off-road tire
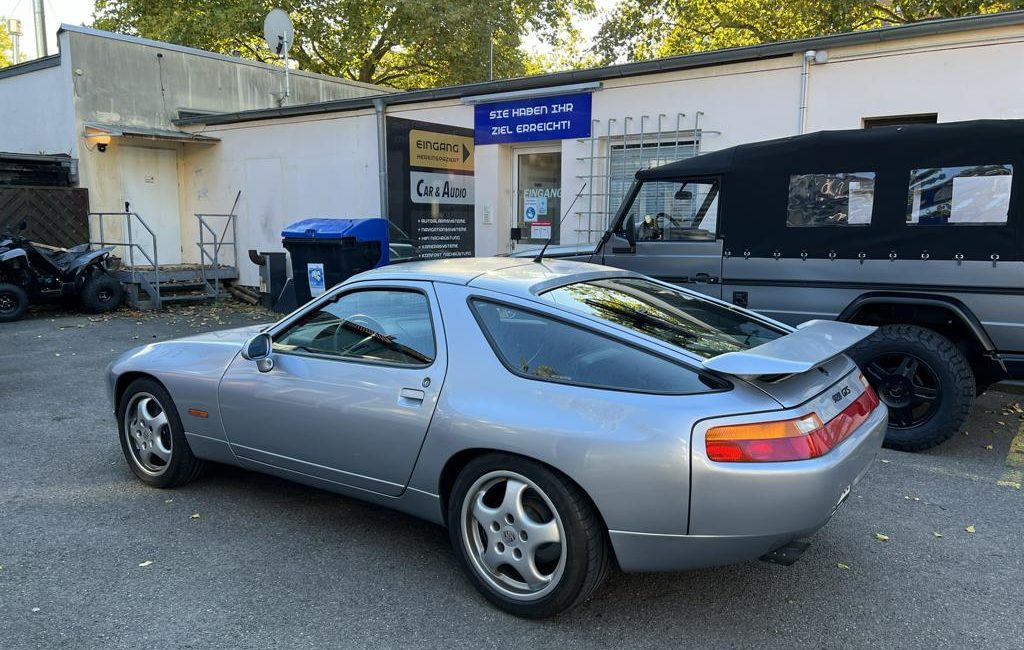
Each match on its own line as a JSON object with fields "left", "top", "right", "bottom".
{"left": 80, "top": 272, "right": 123, "bottom": 313}
{"left": 117, "top": 377, "right": 206, "bottom": 488}
{"left": 448, "top": 453, "right": 611, "bottom": 618}
{"left": 850, "top": 324, "right": 974, "bottom": 452}
{"left": 0, "top": 282, "right": 29, "bottom": 322}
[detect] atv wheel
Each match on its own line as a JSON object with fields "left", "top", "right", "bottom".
{"left": 0, "top": 283, "right": 29, "bottom": 322}
{"left": 850, "top": 324, "right": 974, "bottom": 452}
{"left": 80, "top": 272, "right": 123, "bottom": 313}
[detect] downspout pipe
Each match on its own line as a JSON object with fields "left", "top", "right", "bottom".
{"left": 798, "top": 50, "right": 816, "bottom": 134}
{"left": 33, "top": 0, "right": 47, "bottom": 57}
{"left": 373, "top": 97, "right": 389, "bottom": 220}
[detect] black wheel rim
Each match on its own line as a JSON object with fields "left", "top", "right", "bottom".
{"left": 0, "top": 292, "right": 17, "bottom": 314}
{"left": 97, "top": 289, "right": 111, "bottom": 303}
{"left": 863, "top": 353, "right": 940, "bottom": 429}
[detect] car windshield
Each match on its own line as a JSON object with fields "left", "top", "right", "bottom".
{"left": 540, "top": 277, "right": 786, "bottom": 358}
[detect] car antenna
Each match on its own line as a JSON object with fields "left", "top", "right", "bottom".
{"left": 534, "top": 182, "right": 586, "bottom": 264}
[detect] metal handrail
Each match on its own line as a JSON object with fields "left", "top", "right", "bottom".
{"left": 88, "top": 211, "right": 160, "bottom": 307}
{"left": 195, "top": 212, "right": 237, "bottom": 297}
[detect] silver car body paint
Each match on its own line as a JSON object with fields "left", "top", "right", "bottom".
{"left": 108, "top": 257, "right": 885, "bottom": 572}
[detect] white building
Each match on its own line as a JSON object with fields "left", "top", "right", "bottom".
{"left": 7, "top": 13, "right": 1024, "bottom": 288}
{"left": 0, "top": 24, "right": 386, "bottom": 263}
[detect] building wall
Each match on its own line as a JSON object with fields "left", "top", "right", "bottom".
{"left": 180, "top": 111, "right": 381, "bottom": 281}
{"left": 180, "top": 23, "right": 1024, "bottom": 283}
{"left": 0, "top": 58, "right": 76, "bottom": 156}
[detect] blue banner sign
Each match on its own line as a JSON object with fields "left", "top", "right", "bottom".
{"left": 474, "top": 92, "right": 592, "bottom": 145}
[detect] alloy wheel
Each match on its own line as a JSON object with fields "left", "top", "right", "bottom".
{"left": 460, "top": 470, "right": 567, "bottom": 602}
{"left": 863, "top": 353, "right": 940, "bottom": 428}
{"left": 0, "top": 292, "right": 15, "bottom": 314}
{"left": 123, "top": 392, "right": 173, "bottom": 475}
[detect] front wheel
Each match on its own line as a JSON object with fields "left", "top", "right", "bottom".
{"left": 0, "top": 283, "right": 29, "bottom": 322}
{"left": 80, "top": 271, "right": 123, "bottom": 313}
{"left": 448, "top": 454, "right": 610, "bottom": 618}
{"left": 117, "top": 378, "right": 205, "bottom": 488}
{"left": 850, "top": 324, "right": 974, "bottom": 452}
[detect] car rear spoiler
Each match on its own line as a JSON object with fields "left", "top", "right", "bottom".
{"left": 702, "top": 320, "right": 876, "bottom": 377}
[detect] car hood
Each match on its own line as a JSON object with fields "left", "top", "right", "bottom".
{"left": 167, "top": 323, "right": 270, "bottom": 346}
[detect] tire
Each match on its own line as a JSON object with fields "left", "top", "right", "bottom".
{"left": 117, "top": 377, "right": 205, "bottom": 488}
{"left": 850, "top": 324, "right": 974, "bottom": 452}
{"left": 448, "top": 453, "right": 611, "bottom": 618}
{"left": 80, "top": 272, "right": 123, "bottom": 313}
{"left": 0, "top": 283, "right": 29, "bottom": 322}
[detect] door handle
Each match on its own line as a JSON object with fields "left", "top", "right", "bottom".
{"left": 611, "top": 245, "right": 635, "bottom": 254}
{"left": 693, "top": 273, "right": 719, "bottom": 284}
{"left": 399, "top": 388, "right": 425, "bottom": 406}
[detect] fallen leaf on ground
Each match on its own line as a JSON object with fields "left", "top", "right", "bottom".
{"left": 190, "top": 513, "right": 201, "bottom": 519}
{"left": 874, "top": 533, "right": 890, "bottom": 542}
{"left": 31, "top": 607, "right": 40, "bottom": 613}
{"left": 879, "top": 459, "right": 891, "bottom": 464}
{"left": 983, "top": 444, "right": 993, "bottom": 450}
{"left": 137, "top": 560, "right": 154, "bottom": 567}
{"left": 933, "top": 532, "right": 943, "bottom": 538}
{"left": 965, "top": 525, "right": 976, "bottom": 534}
{"left": 997, "top": 421, "right": 1006, "bottom": 426}
{"left": 837, "top": 562, "right": 850, "bottom": 570}
{"left": 164, "top": 499, "right": 173, "bottom": 503}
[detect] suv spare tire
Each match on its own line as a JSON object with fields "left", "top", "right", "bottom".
{"left": 850, "top": 324, "right": 974, "bottom": 452}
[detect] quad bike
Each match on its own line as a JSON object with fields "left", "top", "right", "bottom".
{"left": 0, "top": 222, "right": 124, "bottom": 322}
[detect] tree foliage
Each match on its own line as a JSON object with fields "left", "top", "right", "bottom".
{"left": 595, "top": 1, "right": 1024, "bottom": 62}
{"left": 0, "top": 22, "right": 13, "bottom": 68}
{"left": 93, "top": 0, "right": 592, "bottom": 88}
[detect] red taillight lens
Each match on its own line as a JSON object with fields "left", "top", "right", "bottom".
{"left": 706, "top": 382, "right": 880, "bottom": 463}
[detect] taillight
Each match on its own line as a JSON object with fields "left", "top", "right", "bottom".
{"left": 706, "top": 378, "right": 880, "bottom": 463}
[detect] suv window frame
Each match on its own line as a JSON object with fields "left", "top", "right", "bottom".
{"left": 468, "top": 296, "right": 731, "bottom": 396}
{"left": 272, "top": 285, "right": 438, "bottom": 370}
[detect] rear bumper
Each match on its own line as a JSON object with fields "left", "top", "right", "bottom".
{"left": 610, "top": 402, "right": 887, "bottom": 573}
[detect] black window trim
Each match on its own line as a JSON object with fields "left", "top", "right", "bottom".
{"left": 467, "top": 296, "right": 731, "bottom": 396}
{"left": 272, "top": 285, "right": 439, "bottom": 370}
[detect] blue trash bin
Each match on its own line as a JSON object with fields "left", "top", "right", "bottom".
{"left": 281, "top": 218, "right": 390, "bottom": 304}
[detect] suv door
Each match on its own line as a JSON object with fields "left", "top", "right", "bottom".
{"left": 599, "top": 178, "right": 724, "bottom": 298}
{"left": 218, "top": 281, "right": 445, "bottom": 497}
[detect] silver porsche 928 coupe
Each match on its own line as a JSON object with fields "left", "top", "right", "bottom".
{"left": 108, "top": 257, "right": 886, "bottom": 618}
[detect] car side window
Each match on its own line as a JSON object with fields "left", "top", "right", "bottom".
{"left": 274, "top": 289, "right": 435, "bottom": 366}
{"left": 787, "top": 172, "right": 876, "bottom": 226}
{"left": 471, "top": 299, "right": 723, "bottom": 394}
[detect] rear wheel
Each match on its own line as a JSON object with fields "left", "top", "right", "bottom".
{"left": 850, "top": 324, "right": 974, "bottom": 452}
{"left": 80, "top": 272, "right": 123, "bottom": 313}
{"left": 448, "top": 454, "right": 610, "bottom": 618}
{"left": 0, "top": 283, "right": 29, "bottom": 322}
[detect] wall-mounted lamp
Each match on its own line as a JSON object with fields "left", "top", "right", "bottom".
{"left": 84, "top": 129, "right": 113, "bottom": 152}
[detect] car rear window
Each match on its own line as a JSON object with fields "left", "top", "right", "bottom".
{"left": 471, "top": 300, "right": 724, "bottom": 394}
{"left": 540, "top": 277, "right": 786, "bottom": 358}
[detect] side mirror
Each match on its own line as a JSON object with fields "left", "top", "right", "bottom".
{"left": 241, "top": 332, "right": 274, "bottom": 372}
{"left": 622, "top": 215, "right": 637, "bottom": 245}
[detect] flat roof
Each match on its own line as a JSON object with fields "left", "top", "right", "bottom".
{"left": 173, "top": 10, "right": 1024, "bottom": 127}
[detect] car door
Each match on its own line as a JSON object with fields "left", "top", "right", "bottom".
{"left": 218, "top": 280, "right": 445, "bottom": 497}
{"left": 599, "top": 177, "right": 724, "bottom": 298}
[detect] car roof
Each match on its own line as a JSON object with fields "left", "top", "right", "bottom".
{"left": 351, "top": 257, "right": 638, "bottom": 297}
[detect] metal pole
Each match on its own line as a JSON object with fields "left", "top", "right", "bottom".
{"left": 488, "top": 30, "right": 494, "bottom": 81}
{"left": 373, "top": 98, "right": 389, "bottom": 220}
{"left": 32, "top": 0, "right": 46, "bottom": 57}
{"left": 604, "top": 118, "right": 616, "bottom": 232}
{"left": 693, "top": 111, "right": 703, "bottom": 157}
{"left": 798, "top": 50, "right": 815, "bottom": 134}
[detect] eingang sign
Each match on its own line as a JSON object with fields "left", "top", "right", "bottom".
{"left": 474, "top": 92, "right": 592, "bottom": 145}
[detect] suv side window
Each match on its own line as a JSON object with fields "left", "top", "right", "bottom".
{"left": 471, "top": 299, "right": 722, "bottom": 394}
{"left": 906, "top": 164, "right": 1012, "bottom": 225}
{"left": 274, "top": 289, "right": 435, "bottom": 366}
{"left": 624, "top": 179, "right": 719, "bottom": 242}
{"left": 786, "top": 172, "right": 875, "bottom": 226}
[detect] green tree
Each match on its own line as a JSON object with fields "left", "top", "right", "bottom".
{"left": 0, "top": 22, "right": 13, "bottom": 68}
{"left": 595, "top": 1, "right": 1024, "bottom": 63}
{"left": 93, "top": 0, "right": 593, "bottom": 88}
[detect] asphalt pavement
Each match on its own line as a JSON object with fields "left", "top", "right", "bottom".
{"left": 2, "top": 302, "right": 1022, "bottom": 649}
